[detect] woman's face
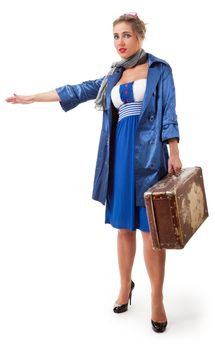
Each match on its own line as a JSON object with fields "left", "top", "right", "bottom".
{"left": 113, "top": 21, "right": 141, "bottom": 59}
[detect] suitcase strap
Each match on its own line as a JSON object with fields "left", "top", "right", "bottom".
{"left": 147, "top": 195, "right": 161, "bottom": 248}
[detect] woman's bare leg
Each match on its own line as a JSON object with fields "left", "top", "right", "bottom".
{"left": 141, "top": 232, "right": 167, "bottom": 322}
{"left": 115, "top": 229, "right": 136, "bottom": 304}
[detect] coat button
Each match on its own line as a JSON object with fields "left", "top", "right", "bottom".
{"left": 149, "top": 114, "right": 154, "bottom": 121}
{"left": 150, "top": 140, "right": 154, "bottom": 144}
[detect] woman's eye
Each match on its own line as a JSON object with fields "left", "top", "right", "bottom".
{"left": 113, "top": 34, "right": 131, "bottom": 40}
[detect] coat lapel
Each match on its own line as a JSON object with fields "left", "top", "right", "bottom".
{"left": 140, "top": 64, "right": 162, "bottom": 117}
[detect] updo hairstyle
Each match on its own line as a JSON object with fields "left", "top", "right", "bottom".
{"left": 113, "top": 13, "right": 147, "bottom": 41}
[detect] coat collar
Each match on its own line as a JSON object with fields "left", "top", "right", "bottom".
{"left": 147, "top": 52, "right": 169, "bottom": 67}
{"left": 106, "top": 53, "right": 169, "bottom": 115}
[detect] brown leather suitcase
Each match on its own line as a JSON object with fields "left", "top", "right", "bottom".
{"left": 144, "top": 167, "right": 209, "bottom": 249}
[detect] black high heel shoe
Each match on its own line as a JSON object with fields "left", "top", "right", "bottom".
{"left": 151, "top": 320, "right": 168, "bottom": 333}
{"left": 113, "top": 280, "right": 135, "bottom": 313}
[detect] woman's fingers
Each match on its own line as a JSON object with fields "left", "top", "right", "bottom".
{"left": 168, "top": 162, "right": 174, "bottom": 176}
{"left": 5, "top": 94, "right": 18, "bottom": 103}
{"left": 173, "top": 168, "right": 182, "bottom": 176}
{"left": 5, "top": 94, "right": 32, "bottom": 104}
{"left": 168, "top": 157, "right": 182, "bottom": 176}
{"left": 5, "top": 95, "right": 14, "bottom": 103}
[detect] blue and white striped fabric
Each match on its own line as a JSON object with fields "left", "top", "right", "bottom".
{"left": 118, "top": 101, "right": 143, "bottom": 122}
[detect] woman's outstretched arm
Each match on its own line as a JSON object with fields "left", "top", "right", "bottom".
{"left": 5, "top": 77, "right": 104, "bottom": 111}
{"left": 5, "top": 90, "right": 60, "bottom": 104}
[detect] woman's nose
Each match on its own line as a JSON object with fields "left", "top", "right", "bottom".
{"left": 118, "top": 36, "right": 125, "bottom": 46}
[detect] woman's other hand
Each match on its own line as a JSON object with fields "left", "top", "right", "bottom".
{"left": 167, "top": 139, "right": 182, "bottom": 176}
{"left": 5, "top": 94, "right": 33, "bottom": 104}
{"left": 168, "top": 155, "right": 182, "bottom": 176}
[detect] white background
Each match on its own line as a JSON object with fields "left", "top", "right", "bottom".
{"left": 0, "top": 0, "right": 214, "bottom": 349}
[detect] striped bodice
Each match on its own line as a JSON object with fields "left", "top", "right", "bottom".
{"left": 111, "top": 79, "right": 147, "bottom": 122}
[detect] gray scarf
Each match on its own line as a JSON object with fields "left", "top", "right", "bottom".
{"left": 95, "top": 48, "right": 148, "bottom": 111}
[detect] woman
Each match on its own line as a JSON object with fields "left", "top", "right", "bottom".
{"left": 6, "top": 13, "right": 182, "bottom": 333}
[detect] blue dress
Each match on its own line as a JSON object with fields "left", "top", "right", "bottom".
{"left": 105, "top": 79, "right": 150, "bottom": 232}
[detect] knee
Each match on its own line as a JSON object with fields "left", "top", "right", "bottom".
{"left": 118, "top": 229, "right": 136, "bottom": 236}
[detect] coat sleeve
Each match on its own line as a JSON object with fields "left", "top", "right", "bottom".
{"left": 161, "top": 65, "right": 180, "bottom": 143}
{"left": 55, "top": 77, "right": 104, "bottom": 112}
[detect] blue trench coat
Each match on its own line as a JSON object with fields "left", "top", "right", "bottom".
{"left": 56, "top": 53, "right": 180, "bottom": 206}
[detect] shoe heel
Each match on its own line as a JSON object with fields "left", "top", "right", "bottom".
{"left": 113, "top": 280, "right": 135, "bottom": 313}
{"left": 129, "top": 280, "right": 135, "bottom": 305}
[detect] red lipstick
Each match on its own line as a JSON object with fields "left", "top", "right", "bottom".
{"left": 119, "top": 48, "right": 127, "bottom": 53}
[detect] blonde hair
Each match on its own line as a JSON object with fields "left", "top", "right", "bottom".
{"left": 113, "top": 14, "right": 147, "bottom": 41}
